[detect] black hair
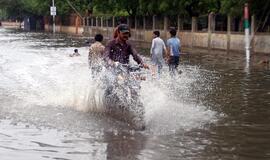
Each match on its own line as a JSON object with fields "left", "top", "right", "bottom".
{"left": 74, "top": 49, "right": 78, "bottom": 53}
{"left": 95, "top": 34, "right": 103, "bottom": 42}
{"left": 169, "top": 29, "right": 177, "bottom": 37}
{"left": 153, "top": 31, "right": 160, "bottom": 37}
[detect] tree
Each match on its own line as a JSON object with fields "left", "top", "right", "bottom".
{"left": 20, "top": 0, "right": 50, "bottom": 16}
{"left": 0, "top": 0, "right": 269, "bottom": 23}
{"left": 0, "top": 0, "right": 24, "bottom": 20}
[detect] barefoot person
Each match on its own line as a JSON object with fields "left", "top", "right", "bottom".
{"left": 150, "top": 30, "right": 167, "bottom": 76}
{"left": 88, "top": 34, "right": 105, "bottom": 65}
{"left": 69, "top": 49, "right": 80, "bottom": 57}
{"left": 166, "top": 28, "right": 181, "bottom": 76}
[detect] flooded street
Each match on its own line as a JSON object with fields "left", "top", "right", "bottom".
{"left": 0, "top": 28, "right": 270, "bottom": 160}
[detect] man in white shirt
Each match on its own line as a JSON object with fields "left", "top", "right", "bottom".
{"left": 150, "top": 31, "right": 167, "bottom": 75}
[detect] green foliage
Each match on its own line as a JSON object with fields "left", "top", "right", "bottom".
{"left": 0, "top": 0, "right": 24, "bottom": 19}
{"left": 21, "top": 0, "right": 50, "bottom": 16}
{"left": 0, "top": 0, "right": 91, "bottom": 19}
{"left": 220, "top": 0, "right": 247, "bottom": 16}
{"left": 0, "top": 0, "right": 269, "bottom": 22}
{"left": 0, "top": 8, "right": 7, "bottom": 19}
{"left": 55, "top": 0, "right": 91, "bottom": 16}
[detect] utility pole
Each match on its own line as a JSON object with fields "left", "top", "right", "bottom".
{"left": 51, "top": 0, "right": 56, "bottom": 33}
{"left": 244, "top": 3, "right": 250, "bottom": 63}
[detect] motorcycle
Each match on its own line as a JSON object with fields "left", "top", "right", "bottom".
{"left": 102, "top": 63, "right": 146, "bottom": 130}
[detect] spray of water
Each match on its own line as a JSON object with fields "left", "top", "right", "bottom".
{"left": 0, "top": 29, "right": 217, "bottom": 134}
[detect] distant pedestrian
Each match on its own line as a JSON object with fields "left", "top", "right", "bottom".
{"left": 150, "top": 30, "right": 167, "bottom": 76}
{"left": 166, "top": 28, "right": 181, "bottom": 75}
{"left": 89, "top": 34, "right": 105, "bottom": 74}
{"left": 69, "top": 49, "right": 80, "bottom": 57}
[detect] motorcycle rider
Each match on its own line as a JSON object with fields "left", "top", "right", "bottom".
{"left": 103, "top": 24, "right": 147, "bottom": 130}
{"left": 103, "top": 24, "right": 149, "bottom": 69}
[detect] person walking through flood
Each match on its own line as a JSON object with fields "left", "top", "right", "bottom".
{"left": 88, "top": 34, "right": 105, "bottom": 75}
{"left": 166, "top": 28, "right": 181, "bottom": 76}
{"left": 89, "top": 34, "right": 105, "bottom": 65}
{"left": 103, "top": 24, "right": 149, "bottom": 69}
{"left": 150, "top": 30, "right": 167, "bottom": 76}
{"left": 69, "top": 49, "right": 80, "bottom": 57}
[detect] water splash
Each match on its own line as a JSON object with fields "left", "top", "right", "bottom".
{"left": 0, "top": 29, "right": 217, "bottom": 134}
{"left": 140, "top": 66, "right": 217, "bottom": 134}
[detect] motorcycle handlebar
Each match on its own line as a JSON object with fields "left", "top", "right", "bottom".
{"left": 115, "top": 63, "right": 143, "bottom": 72}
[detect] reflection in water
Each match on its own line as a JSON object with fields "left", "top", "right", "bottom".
{"left": 104, "top": 131, "right": 146, "bottom": 160}
{"left": 182, "top": 53, "right": 270, "bottom": 159}
{"left": 0, "top": 119, "right": 108, "bottom": 160}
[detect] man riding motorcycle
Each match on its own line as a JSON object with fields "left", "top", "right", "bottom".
{"left": 103, "top": 24, "right": 149, "bottom": 130}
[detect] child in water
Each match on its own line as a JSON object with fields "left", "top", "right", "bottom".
{"left": 69, "top": 49, "right": 80, "bottom": 57}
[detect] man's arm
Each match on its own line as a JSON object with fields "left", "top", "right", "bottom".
{"left": 130, "top": 44, "right": 149, "bottom": 69}
{"left": 166, "top": 40, "right": 171, "bottom": 57}
{"left": 178, "top": 38, "right": 181, "bottom": 53}
{"left": 130, "top": 45, "right": 143, "bottom": 65}
{"left": 150, "top": 39, "right": 155, "bottom": 55}
{"left": 162, "top": 40, "right": 167, "bottom": 57}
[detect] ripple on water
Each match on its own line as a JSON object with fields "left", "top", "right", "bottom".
{"left": 0, "top": 119, "right": 108, "bottom": 160}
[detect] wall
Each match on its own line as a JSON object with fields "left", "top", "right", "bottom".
{"left": 44, "top": 14, "right": 270, "bottom": 54}
{"left": 82, "top": 15, "right": 270, "bottom": 54}
{"left": 1, "top": 21, "right": 21, "bottom": 29}
{"left": 45, "top": 24, "right": 83, "bottom": 35}
{"left": 254, "top": 35, "right": 270, "bottom": 53}
{"left": 44, "top": 15, "right": 83, "bottom": 35}
{"left": 210, "top": 33, "right": 228, "bottom": 50}
{"left": 230, "top": 34, "right": 245, "bottom": 51}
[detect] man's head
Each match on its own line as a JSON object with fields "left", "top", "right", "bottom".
{"left": 153, "top": 31, "right": 160, "bottom": 38}
{"left": 117, "top": 24, "right": 131, "bottom": 42}
{"left": 95, "top": 34, "right": 103, "bottom": 42}
{"left": 74, "top": 49, "right": 78, "bottom": 53}
{"left": 169, "top": 28, "right": 177, "bottom": 37}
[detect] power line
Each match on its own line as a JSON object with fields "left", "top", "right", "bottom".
{"left": 65, "top": 0, "right": 83, "bottom": 19}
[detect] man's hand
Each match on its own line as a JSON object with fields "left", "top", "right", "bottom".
{"left": 114, "top": 61, "right": 120, "bottom": 67}
{"left": 142, "top": 63, "right": 150, "bottom": 69}
{"left": 107, "top": 59, "right": 116, "bottom": 66}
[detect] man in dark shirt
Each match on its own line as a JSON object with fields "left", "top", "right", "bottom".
{"left": 104, "top": 24, "right": 149, "bottom": 69}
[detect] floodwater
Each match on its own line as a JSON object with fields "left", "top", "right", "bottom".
{"left": 0, "top": 28, "right": 269, "bottom": 160}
